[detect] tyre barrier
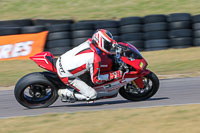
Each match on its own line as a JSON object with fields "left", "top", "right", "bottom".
{"left": 71, "top": 22, "right": 95, "bottom": 47}
{"left": 0, "top": 27, "right": 21, "bottom": 36}
{"left": 168, "top": 13, "right": 193, "bottom": 48}
{"left": 21, "top": 26, "right": 46, "bottom": 34}
{"left": 46, "top": 46, "right": 72, "bottom": 56}
{"left": 143, "top": 14, "right": 169, "bottom": 51}
{"left": 0, "top": 19, "right": 33, "bottom": 27}
{"left": 193, "top": 15, "right": 200, "bottom": 46}
{"left": 119, "top": 16, "right": 144, "bottom": 50}
{"left": 94, "top": 20, "right": 120, "bottom": 41}
{"left": 46, "top": 24, "right": 71, "bottom": 32}
{"left": 1, "top": 13, "right": 200, "bottom": 56}
{"left": 32, "top": 19, "right": 74, "bottom": 26}
{"left": 45, "top": 24, "right": 72, "bottom": 55}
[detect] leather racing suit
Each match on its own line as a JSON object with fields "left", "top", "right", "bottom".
{"left": 56, "top": 39, "right": 122, "bottom": 100}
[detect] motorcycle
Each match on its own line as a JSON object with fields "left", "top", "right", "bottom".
{"left": 14, "top": 42, "right": 160, "bottom": 109}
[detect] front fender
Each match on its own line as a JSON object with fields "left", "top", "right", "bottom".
{"left": 134, "top": 69, "right": 151, "bottom": 89}
{"left": 123, "top": 69, "right": 151, "bottom": 89}
{"left": 124, "top": 69, "right": 151, "bottom": 78}
{"left": 138, "top": 69, "right": 151, "bottom": 77}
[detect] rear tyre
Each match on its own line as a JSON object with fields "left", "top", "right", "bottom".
{"left": 119, "top": 72, "right": 159, "bottom": 101}
{"left": 14, "top": 72, "right": 58, "bottom": 109}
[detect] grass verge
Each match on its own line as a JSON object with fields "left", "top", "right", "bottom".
{"left": 0, "top": 60, "right": 42, "bottom": 87}
{"left": 0, "top": 0, "right": 200, "bottom": 20}
{"left": 142, "top": 47, "right": 200, "bottom": 76}
{"left": 1, "top": 47, "right": 200, "bottom": 87}
{"left": 0, "top": 104, "right": 200, "bottom": 133}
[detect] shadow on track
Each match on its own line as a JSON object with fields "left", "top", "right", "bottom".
{"left": 48, "top": 97, "right": 169, "bottom": 108}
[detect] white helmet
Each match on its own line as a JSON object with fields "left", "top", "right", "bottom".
{"left": 92, "top": 29, "right": 116, "bottom": 54}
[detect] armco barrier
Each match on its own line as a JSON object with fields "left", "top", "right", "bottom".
{"left": 0, "top": 13, "right": 200, "bottom": 56}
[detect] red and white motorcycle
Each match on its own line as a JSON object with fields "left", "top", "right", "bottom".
{"left": 14, "top": 42, "right": 160, "bottom": 109}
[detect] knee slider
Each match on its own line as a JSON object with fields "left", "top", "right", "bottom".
{"left": 88, "top": 89, "right": 97, "bottom": 99}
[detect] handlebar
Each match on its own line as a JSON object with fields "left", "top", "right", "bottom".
{"left": 114, "top": 44, "right": 129, "bottom": 72}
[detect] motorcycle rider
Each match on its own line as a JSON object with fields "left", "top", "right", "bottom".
{"left": 57, "top": 29, "right": 123, "bottom": 102}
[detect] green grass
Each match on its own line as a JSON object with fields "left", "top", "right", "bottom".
{"left": 142, "top": 47, "right": 200, "bottom": 75}
{"left": 0, "top": 60, "right": 42, "bottom": 87}
{"left": 1, "top": 47, "right": 200, "bottom": 87}
{"left": 0, "top": 104, "right": 200, "bottom": 133}
{"left": 0, "top": 0, "right": 200, "bottom": 20}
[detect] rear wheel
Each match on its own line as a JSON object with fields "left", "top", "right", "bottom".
{"left": 119, "top": 72, "right": 159, "bottom": 101}
{"left": 14, "top": 72, "right": 58, "bottom": 109}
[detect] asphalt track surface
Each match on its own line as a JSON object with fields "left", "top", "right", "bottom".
{"left": 0, "top": 77, "right": 200, "bottom": 119}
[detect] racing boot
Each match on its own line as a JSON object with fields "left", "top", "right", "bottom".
{"left": 58, "top": 89, "right": 88, "bottom": 103}
{"left": 58, "top": 89, "right": 76, "bottom": 103}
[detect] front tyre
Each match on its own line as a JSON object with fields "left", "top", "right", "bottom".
{"left": 119, "top": 72, "right": 159, "bottom": 101}
{"left": 14, "top": 72, "right": 58, "bottom": 109}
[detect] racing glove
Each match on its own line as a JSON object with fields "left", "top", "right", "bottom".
{"left": 109, "top": 70, "right": 123, "bottom": 80}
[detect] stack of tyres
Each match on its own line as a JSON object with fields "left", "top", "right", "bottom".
{"left": 0, "top": 19, "right": 33, "bottom": 27}
{"left": 0, "top": 27, "right": 21, "bottom": 36}
{"left": 71, "top": 22, "right": 94, "bottom": 47}
{"left": 0, "top": 19, "right": 33, "bottom": 36}
{"left": 21, "top": 25, "right": 46, "bottom": 34}
{"left": 45, "top": 24, "right": 72, "bottom": 56}
{"left": 168, "top": 13, "right": 193, "bottom": 48}
{"left": 94, "top": 20, "right": 120, "bottom": 42}
{"left": 144, "top": 14, "right": 169, "bottom": 51}
{"left": 192, "top": 15, "right": 200, "bottom": 46}
{"left": 32, "top": 19, "right": 74, "bottom": 26}
{"left": 119, "top": 17, "right": 144, "bottom": 51}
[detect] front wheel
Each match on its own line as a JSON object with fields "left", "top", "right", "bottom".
{"left": 14, "top": 72, "right": 59, "bottom": 109}
{"left": 119, "top": 72, "right": 159, "bottom": 101}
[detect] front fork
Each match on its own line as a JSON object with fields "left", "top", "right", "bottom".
{"left": 133, "top": 69, "right": 151, "bottom": 89}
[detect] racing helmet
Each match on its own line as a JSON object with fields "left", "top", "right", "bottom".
{"left": 92, "top": 29, "right": 116, "bottom": 54}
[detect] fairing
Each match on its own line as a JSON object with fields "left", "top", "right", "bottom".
{"left": 117, "top": 42, "right": 148, "bottom": 73}
{"left": 30, "top": 52, "right": 57, "bottom": 73}
{"left": 117, "top": 42, "right": 149, "bottom": 88}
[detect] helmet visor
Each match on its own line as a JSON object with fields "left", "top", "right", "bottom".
{"left": 103, "top": 39, "right": 113, "bottom": 52}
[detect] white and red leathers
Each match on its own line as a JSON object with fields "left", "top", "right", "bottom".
{"left": 56, "top": 39, "right": 122, "bottom": 101}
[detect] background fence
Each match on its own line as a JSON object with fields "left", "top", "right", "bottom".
{"left": 1, "top": 13, "right": 200, "bottom": 56}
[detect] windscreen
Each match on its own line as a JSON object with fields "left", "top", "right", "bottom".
{"left": 118, "top": 43, "right": 143, "bottom": 59}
